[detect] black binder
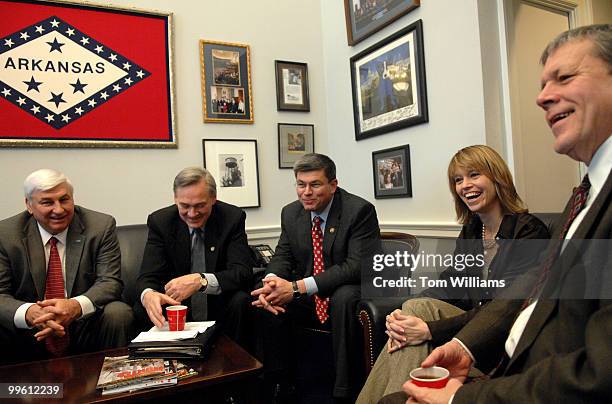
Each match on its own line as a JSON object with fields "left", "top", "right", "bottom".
{"left": 128, "top": 322, "right": 220, "bottom": 359}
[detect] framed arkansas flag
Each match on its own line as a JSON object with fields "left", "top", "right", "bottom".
{"left": 0, "top": 0, "right": 176, "bottom": 148}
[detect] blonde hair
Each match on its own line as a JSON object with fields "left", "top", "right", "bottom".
{"left": 447, "top": 145, "right": 527, "bottom": 224}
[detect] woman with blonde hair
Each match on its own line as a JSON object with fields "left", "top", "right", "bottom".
{"left": 357, "top": 145, "right": 549, "bottom": 403}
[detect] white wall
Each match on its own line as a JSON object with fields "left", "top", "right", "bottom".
{"left": 0, "top": 0, "right": 326, "bottom": 241}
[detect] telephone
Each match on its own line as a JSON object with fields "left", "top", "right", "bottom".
{"left": 249, "top": 244, "right": 275, "bottom": 267}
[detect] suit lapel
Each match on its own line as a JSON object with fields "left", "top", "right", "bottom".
{"left": 23, "top": 218, "right": 46, "bottom": 299}
{"left": 173, "top": 217, "right": 191, "bottom": 275}
{"left": 204, "top": 206, "right": 219, "bottom": 273}
{"left": 65, "top": 213, "right": 85, "bottom": 297}
{"left": 299, "top": 208, "right": 314, "bottom": 276}
{"left": 323, "top": 191, "right": 341, "bottom": 260}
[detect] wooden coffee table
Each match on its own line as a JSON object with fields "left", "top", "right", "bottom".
{"left": 0, "top": 335, "right": 262, "bottom": 403}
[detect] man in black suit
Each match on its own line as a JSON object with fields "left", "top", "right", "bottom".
{"left": 252, "top": 153, "right": 381, "bottom": 401}
{"left": 0, "top": 169, "right": 133, "bottom": 364}
{"left": 384, "top": 24, "right": 612, "bottom": 404}
{"left": 134, "top": 167, "right": 254, "bottom": 348}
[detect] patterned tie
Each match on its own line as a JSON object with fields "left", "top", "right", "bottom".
{"left": 190, "top": 228, "right": 208, "bottom": 321}
{"left": 45, "top": 237, "right": 70, "bottom": 356}
{"left": 312, "top": 216, "right": 329, "bottom": 323}
{"left": 524, "top": 175, "right": 591, "bottom": 306}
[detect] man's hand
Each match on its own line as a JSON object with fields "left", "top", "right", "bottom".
{"left": 251, "top": 277, "right": 288, "bottom": 315}
{"left": 35, "top": 298, "right": 82, "bottom": 327}
{"left": 421, "top": 340, "right": 473, "bottom": 382}
{"left": 143, "top": 291, "right": 181, "bottom": 329}
{"left": 385, "top": 309, "right": 432, "bottom": 353}
{"left": 26, "top": 304, "right": 65, "bottom": 341}
{"left": 164, "top": 274, "right": 200, "bottom": 302}
{"left": 404, "top": 378, "right": 463, "bottom": 404}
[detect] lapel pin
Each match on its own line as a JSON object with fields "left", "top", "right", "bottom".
{"left": 210, "top": 246, "right": 215, "bottom": 251}
{"left": 329, "top": 227, "right": 335, "bottom": 233}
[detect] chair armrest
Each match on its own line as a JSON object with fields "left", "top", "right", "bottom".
{"left": 358, "top": 297, "right": 406, "bottom": 375}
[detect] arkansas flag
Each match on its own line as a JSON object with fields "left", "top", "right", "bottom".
{"left": 0, "top": 0, "right": 175, "bottom": 146}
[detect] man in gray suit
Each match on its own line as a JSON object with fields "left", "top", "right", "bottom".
{"left": 0, "top": 169, "right": 133, "bottom": 363}
{"left": 383, "top": 24, "right": 612, "bottom": 404}
{"left": 252, "top": 153, "right": 381, "bottom": 402}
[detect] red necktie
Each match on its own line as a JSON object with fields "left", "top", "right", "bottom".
{"left": 524, "top": 175, "right": 591, "bottom": 306}
{"left": 312, "top": 216, "right": 329, "bottom": 323}
{"left": 45, "top": 237, "right": 69, "bottom": 356}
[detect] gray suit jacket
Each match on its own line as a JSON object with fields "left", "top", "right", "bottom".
{"left": 453, "top": 170, "right": 612, "bottom": 403}
{"left": 265, "top": 188, "right": 381, "bottom": 297}
{"left": 0, "top": 206, "right": 123, "bottom": 331}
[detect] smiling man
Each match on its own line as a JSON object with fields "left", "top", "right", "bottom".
{"left": 252, "top": 153, "right": 381, "bottom": 402}
{"left": 0, "top": 169, "right": 133, "bottom": 364}
{"left": 134, "top": 167, "right": 253, "bottom": 349}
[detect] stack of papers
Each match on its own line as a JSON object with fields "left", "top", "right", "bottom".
{"left": 131, "top": 321, "right": 215, "bottom": 343}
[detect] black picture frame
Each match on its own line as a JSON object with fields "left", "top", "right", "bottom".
{"left": 277, "top": 123, "right": 314, "bottom": 169}
{"left": 344, "top": 0, "right": 420, "bottom": 46}
{"left": 372, "top": 144, "right": 412, "bottom": 199}
{"left": 274, "top": 60, "right": 310, "bottom": 112}
{"left": 350, "top": 20, "right": 428, "bottom": 141}
{"left": 202, "top": 139, "right": 260, "bottom": 208}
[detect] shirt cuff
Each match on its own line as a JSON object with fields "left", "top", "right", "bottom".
{"left": 141, "top": 288, "right": 154, "bottom": 305}
{"left": 14, "top": 302, "right": 35, "bottom": 329}
{"left": 73, "top": 295, "right": 95, "bottom": 318}
{"left": 303, "top": 276, "right": 318, "bottom": 296}
{"left": 452, "top": 337, "right": 476, "bottom": 364}
{"left": 202, "top": 273, "right": 221, "bottom": 295}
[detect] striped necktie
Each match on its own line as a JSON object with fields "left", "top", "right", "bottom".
{"left": 45, "top": 237, "right": 70, "bottom": 356}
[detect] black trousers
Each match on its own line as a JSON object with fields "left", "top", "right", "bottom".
{"left": 256, "top": 284, "right": 363, "bottom": 399}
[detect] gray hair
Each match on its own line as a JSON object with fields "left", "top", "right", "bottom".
{"left": 541, "top": 24, "right": 612, "bottom": 69}
{"left": 24, "top": 169, "right": 73, "bottom": 201}
{"left": 293, "top": 153, "right": 336, "bottom": 181}
{"left": 173, "top": 167, "right": 217, "bottom": 197}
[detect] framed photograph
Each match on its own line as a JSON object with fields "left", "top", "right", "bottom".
{"left": 202, "top": 139, "right": 260, "bottom": 208}
{"left": 277, "top": 123, "right": 314, "bottom": 169}
{"left": 350, "top": 20, "right": 428, "bottom": 141}
{"left": 274, "top": 60, "right": 310, "bottom": 111}
{"left": 344, "top": 0, "right": 420, "bottom": 46}
{"left": 199, "top": 40, "right": 253, "bottom": 124}
{"left": 0, "top": 0, "right": 176, "bottom": 148}
{"left": 372, "top": 144, "right": 412, "bottom": 199}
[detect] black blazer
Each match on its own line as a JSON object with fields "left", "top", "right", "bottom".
{"left": 422, "top": 213, "right": 550, "bottom": 345}
{"left": 454, "top": 170, "right": 612, "bottom": 403}
{"left": 265, "top": 188, "right": 381, "bottom": 297}
{"left": 135, "top": 201, "right": 253, "bottom": 315}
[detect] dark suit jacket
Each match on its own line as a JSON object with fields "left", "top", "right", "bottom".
{"left": 265, "top": 188, "right": 381, "bottom": 297}
{"left": 453, "top": 170, "right": 612, "bottom": 403}
{"left": 136, "top": 201, "right": 253, "bottom": 317}
{"left": 0, "top": 206, "right": 123, "bottom": 330}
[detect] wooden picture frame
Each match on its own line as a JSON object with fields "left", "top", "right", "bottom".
{"left": 0, "top": 0, "right": 176, "bottom": 147}
{"left": 202, "top": 139, "right": 260, "bottom": 208}
{"left": 372, "top": 144, "right": 412, "bottom": 198}
{"left": 344, "top": 0, "right": 420, "bottom": 46}
{"left": 199, "top": 40, "right": 253, "bottom": 123}
{"left": 277, "top": 123, "right": 314, "bottom": 169}
{"left": 274, "top": 60, "right": 310, "bottom": 112}
{"left": 350, "top": 20, "right": 428, "bottom": 140}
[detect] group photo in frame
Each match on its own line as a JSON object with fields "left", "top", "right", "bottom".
{"left": 199, "top": 40, "right": 253, "bottom": 123}
{"left": 343, "top": 0, "right": 420, "bottom": 46}
{"left": 350, "top": 19, "right": 428, "bottom": 140}
{"left": 274, "top": 60, "right": 310, "bottom": 112}
{"left": 372, "top": 144, "right": 412, "bottom": 199}
{"left": 277, "top": 123, "right": 314, "bottom": 169}
{"left": 0, "top": 0, "right": 176, "bottom": 147}
{"left": 202, "top": 139, "right": 260, "bottom": 208}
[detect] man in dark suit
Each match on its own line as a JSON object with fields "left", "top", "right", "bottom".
{"left": 0, "top": 169, "right": 133, "bottom": 364}
{"left": 384, "top": 24, "right": 612, "bottom": 404}
{"left": 252, "top": 153, "right": 381, "bottom": 401}
{"left": 134, "top": 167, "right": 253, "bottom": 349}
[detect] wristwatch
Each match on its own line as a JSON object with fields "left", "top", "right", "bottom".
{"left": 199, "top": 273, "right": 208, "bottom": 291}
{"left": 292, "top": 281, "right": 301, "bottom": 299}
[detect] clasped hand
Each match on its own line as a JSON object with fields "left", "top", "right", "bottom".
{"left": 385, "top": 309, "right": 432, "bottom": 353}
{"left": 251, "top": 276, "right": 292, "bottom": 315}
{"left": 27, "top": 298, "right": 82, "bottom": 341}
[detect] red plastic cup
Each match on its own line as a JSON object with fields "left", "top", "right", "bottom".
{"left": 409, "top": 366, "right": 449, "bottom": 388}
{"left": 166, "top": 305, "right": 187, "bottom": 331}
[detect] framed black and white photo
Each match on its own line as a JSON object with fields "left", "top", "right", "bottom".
{"left": 275, "top": 60, "right": 310, "bottom": 112}
{"left": 372, "top": 144, "right": 412, "bottom": 198}
{"left": 277, "top": 123, "right": 314, "bottom": 169}
{"left": 350, "top": 20, "right": 428, "bottom": 140}
{"left": 344, "top": 0, "right": 420, "bottom": 46}
{"left": 202, "top": 139, "right": 260, "bottom": 207}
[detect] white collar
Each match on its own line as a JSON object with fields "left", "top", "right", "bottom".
{"left": 587, "top": 135, "right": 612, "bottom": 196}
{"left": 37, "top": 223, "right": 68, "bottom": 246}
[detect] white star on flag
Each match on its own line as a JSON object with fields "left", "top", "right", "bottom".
{"left": 20, "top": 32, "right": 30, "bottom": 41}
{"left": 112, "top": 84, "right": 121, "bottom": 92}
{"left": 100, "top": 92, "right": 109, "bottom": 100}
{"left": 16, "top": 97, "right": 26, "bottom": 106}
{"left": 61, "top": 114, "right": 71, "bottom": 122}
{"left": 66, "top": 28, "right": 75, "bottom": 36}
{"left": 35, "top": 25, "right": 44, "bottom": 34}
{"left": 75, "top": 107, "right": 84, "bottom": 115}
{"left": 4, "top": 38, "right": 14, "bottom": 48}
{"left": 124, "top": 77, "right": 133, "bottom": 86}
{"left": 1, "top": 88, "right": 11, "bottom": 97}
{"left": 109, "top": 53, "right": 117, "bottom": 61}
{"left": 122, "top": 62, "right": 132, "bottom": 70}
{"left": 95, "top": 45, "right": 103, "bottom": 53}
{"left": 45, "top": 114, "right": 54, "bottom": 122}
{"left": 80, "top": 36, "right": 90, "bottom": 45}
{"left": 31, "top": 105, "right": 41, "bottom": 114}
{"left": 88, "top": 99, "right": 97, "bottom": 107}
{"left": 50, "top": 19, "right": 60, "bottom": 28}
{"left": 136, "top": 70, "right": 145, "bottom": 79}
